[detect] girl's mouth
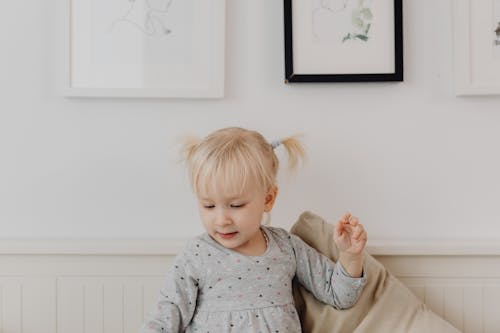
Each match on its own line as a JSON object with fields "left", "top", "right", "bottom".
{"left": 218, "top": 232, "right": 238, "bottom": 239}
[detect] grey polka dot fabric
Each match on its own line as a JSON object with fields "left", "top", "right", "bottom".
{"left": 141, "top": 226, "right": 366, "bottom": 333}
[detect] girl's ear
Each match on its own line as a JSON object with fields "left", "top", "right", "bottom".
{"left": 264, "top": 186, "right": 278, "bottom": 212}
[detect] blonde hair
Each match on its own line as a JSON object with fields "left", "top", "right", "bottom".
{"left": 180, "top": 127, "right": 305, "bottom": 196}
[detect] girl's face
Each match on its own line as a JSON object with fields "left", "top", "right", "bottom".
{"left": 197, "top": 181, "right": 277, "bottom": 256}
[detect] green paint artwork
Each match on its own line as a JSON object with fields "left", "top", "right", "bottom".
{"left": 312, "top": 0, "right": 374, "bottom": 44}
{"left": 342, "top": 0, "right": 373, "bottom": 42}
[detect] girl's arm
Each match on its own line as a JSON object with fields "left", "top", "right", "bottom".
{"left": 140, "top": 245, "right": 201, "bottom": 332}
{"left": 290, "top": 233, "right": 366, "bottom": 309}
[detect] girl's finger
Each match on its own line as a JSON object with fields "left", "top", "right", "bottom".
{"left": 353, "top": 224, "right": 364, "bottom": 239}
{"left": 357, "top": 230, "right": 367, "bottom": 243}
{"left": 335, "top": 221, "right": 344, "bottom": 236}
{"left": 342, "top": 212, "right": 351, "bottom": 222}
{"left": 349, "top": 216, "right": 359, "bottom": 226}
{"left": 338, "top": 223, "right": 354, "bottom": 236}
{"left": 355, "top": 230, "right": 367, "bottom": 241}
{"left": 337, "top": 215, "right": 350, "bottom": 228}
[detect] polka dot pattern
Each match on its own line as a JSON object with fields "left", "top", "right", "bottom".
{"left": 140, "top": 226, "right": 366, "bottom": 333}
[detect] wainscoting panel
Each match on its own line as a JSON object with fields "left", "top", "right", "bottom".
{"left": 399, "top": 278, "right": 500, "bottom": 333}
{"left": 1, "top": 240, "right": 500, "bottom": 333}
{"left": 0, "top": 277, "right": 55, "bottom": 333}
{"left": 57, "top": 277, "right": 164, "bottom": 333}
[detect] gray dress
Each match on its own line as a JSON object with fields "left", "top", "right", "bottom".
{"left": 141, "top": 226, "right": 366, "bottom": 333}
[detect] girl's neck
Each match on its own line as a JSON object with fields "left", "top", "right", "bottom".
{"left": 233, "top": 228, "right": 268, "bottom": 256}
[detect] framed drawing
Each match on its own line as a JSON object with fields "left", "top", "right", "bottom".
{"left": 284, "top": 0, "right": 403, "bottom": 83}
{"left": 454, "top": 0, "right": 500, "bottom": 95}
{"left": 59, "top": 0, "right": 225, "bottom": 98}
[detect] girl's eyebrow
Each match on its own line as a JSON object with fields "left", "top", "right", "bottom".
{"left": 199, "top": 195, "right": 246, "bottom": 201}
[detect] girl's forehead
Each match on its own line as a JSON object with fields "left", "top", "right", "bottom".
{"left": 196, "top": 178, "right": 263, "bottom": 200}
{"left": 198, "top": 192, "right": 248, "bottom": 202}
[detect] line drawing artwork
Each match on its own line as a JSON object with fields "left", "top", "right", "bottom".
{"left": 495, "top": 22, "right": 500, "bottom": 45}
{"left": 495, "top": 0, "right": 500, "bottom": 57}
{"left": 312, "top": 0, "right": 373, "bottom": 43}
{"left": 110, "top": 0, "right": 174, "bottom": 36}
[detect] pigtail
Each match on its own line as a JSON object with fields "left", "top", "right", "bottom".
{"left": 277, "top": 135, "right": 306, "bottom": 172}
{"left": 179, "top": 135, "right": 202, "bottom": 164}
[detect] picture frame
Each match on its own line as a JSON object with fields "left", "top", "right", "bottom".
{"left": 453, "top": 0, "right": 500, "bottom": 95}
{"left": 59, "top": 0, "right": 225, "bottom": 98}
{"left": 284, "top": 0, "right": 403, "bottom": 83}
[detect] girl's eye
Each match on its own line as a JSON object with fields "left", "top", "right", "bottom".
{"left": 230, "top": 204, "right": 245, "bottom": 208}
{"left": 204, "top": 205, "right": 215, "bottom": 209}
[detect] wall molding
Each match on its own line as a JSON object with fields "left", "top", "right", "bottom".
{"left": 1, "top": 239, "right": 500, "bottom": 256}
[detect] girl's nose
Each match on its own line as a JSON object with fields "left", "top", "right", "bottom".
{"left": 215, "top": 209, "right": 232, "bottom": 226}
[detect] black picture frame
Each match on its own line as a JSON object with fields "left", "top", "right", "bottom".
{"left": 284, "top": 0, "right": 403, "bottom": 83}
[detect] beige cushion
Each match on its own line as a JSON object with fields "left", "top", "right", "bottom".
{"left": 290, "top": 211, "right": 461, "bottom": 333}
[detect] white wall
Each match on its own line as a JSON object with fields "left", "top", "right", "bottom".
{"left": 1, "top": 0, "right": 500, "bottom": 241}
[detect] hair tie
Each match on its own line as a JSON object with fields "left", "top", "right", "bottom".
{"left": 270, "top": 140, "right": 281, "bottom": 149}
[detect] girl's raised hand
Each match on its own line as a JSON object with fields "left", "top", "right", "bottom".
{"left": 333, "top": 212, "right": 367, "bottom": 256}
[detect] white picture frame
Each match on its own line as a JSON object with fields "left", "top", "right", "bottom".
{"left": 453, "top": 0, "right": 500, "bottom": 95}
{"left": 59, "top": 0, "right": 225, "bottom": 98}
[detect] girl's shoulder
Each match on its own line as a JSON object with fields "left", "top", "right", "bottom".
{"left": 263, "top": 226, "right": 296, "bottom": 245}
{"left": 263, "top": 226, "right": 312, "bottom": 251}
{"left": 173, "top": 234, "right": 211, "bottom": 261}
{"left": 178, "top": 232, "right": 234, "bottom": 259}
{"left": 188, "top": 232, "right": 218, "bottom": 249}
{"left": 263, "top": 225, "right": 288, "bottom": 236}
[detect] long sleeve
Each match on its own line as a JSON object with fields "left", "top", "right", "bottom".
{"left": 140, "top": 243, "right": 202, "bottom": 333}
{"left": 290, "top": 234, "right": 366, "bottom": 309}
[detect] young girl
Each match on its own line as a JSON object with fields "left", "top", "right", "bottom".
{"left": 141, "top": 127, "right": 367, "bottom": 333}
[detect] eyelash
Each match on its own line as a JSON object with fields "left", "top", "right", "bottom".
{"left": 203, "top": 204, "right": 245, "bottom": 209}
{"left": 231, "top": 204, "right": 245, "bottom": 208}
